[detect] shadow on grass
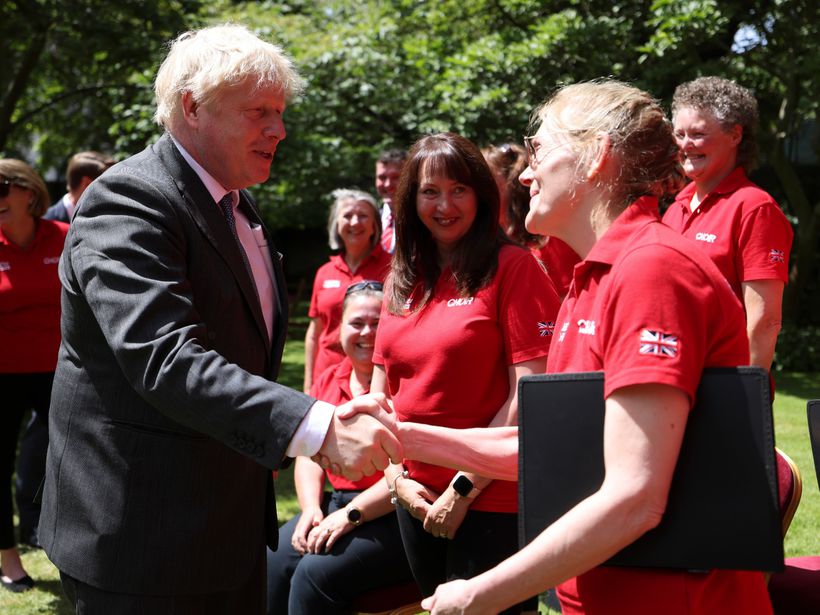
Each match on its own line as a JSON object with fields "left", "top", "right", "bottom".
{"left": 776, "top": 372, "right": 820, "bottom": 401}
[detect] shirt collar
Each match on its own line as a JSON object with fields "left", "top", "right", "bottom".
{"left": 583, "top": 196, "right": 660, "bottom": 266}
{"left": 170, "top": 135, "right": 235, "bottom": 206}
{"left": 674, "top": 166, "right": 749, "bottom": 211}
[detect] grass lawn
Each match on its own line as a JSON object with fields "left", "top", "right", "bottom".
{"left": 3, "top": 332, "right": 818, "bottom": 613}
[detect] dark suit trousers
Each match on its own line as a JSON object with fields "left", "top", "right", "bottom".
{"left": 59, "top": 548, "right": 266, "bottom": 615}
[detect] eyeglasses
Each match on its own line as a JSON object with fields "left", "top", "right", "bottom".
{"left": 0, "top": 179, "right": 23, "bottom": 198}
{"left": 524, "top": 133, "right": 581, "bottom": 170}
{"left": 345, "top": 280, "right": 384, "bottom": 296}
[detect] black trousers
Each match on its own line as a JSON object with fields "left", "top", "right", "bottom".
{"left": 396, "top": 505, "right": 536, "bottom": 614}
{"left": 0, "top": 372, "right": 52, "bottom": 549}
{"left": 59, "top": 548, "right": 266, "bottom": 615}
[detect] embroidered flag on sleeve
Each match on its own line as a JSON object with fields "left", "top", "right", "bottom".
{"left": 639, "top": 329, "right": 678, "bottom": 357}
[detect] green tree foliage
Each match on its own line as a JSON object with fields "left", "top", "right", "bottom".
{"left": 1, "top": 0, "right": 202, "bottom": 169}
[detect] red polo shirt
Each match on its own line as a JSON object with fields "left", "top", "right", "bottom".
{"left": 309, "top": 246, "right": 390, "bottom": 378}
{"left": 533, "top": 236, "right": 581, "bottom": 299}
{"left": 311, "top": 357, "right": 381, "bottom": 491}
{"left": 548, "top": 197, "right": 770, "bottom": 614}
{"left": 0, "top": 219, "right": 69, "bottom": 373}
{"left": 374, "top": 244, "right": 560, "bottom": 513}
{"left": 662, "top": 167, "right": 792, "bottom": 300}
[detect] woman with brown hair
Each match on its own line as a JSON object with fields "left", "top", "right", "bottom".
{"left": 372, "top": 133, "right": 560, "bottom": 614}
{"left": 0, "top": 159, "right": 68, "bottom": 592}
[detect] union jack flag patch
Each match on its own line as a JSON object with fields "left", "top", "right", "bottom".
{"left": 538, "top": 321, "right": 555, "bottom": 337}
{"left": 769, "top": 249, "right": 785, "bottom": 264}
{"left": 639, "top": 329, "right": 678, "bottom": 357}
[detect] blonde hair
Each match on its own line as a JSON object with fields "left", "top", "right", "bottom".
{"left": 327, "top": 189, "right": 381, "bottom": 251}
{"left": 0, "top": 158, "right": 50, "bottom": 218}
{"left": 531, "top": 80, "right": 685, "bottom": 214}
{"left": 154, "top": 23, "right": 305, "bottom": 129}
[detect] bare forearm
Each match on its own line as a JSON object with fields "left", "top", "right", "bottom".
{"left": 303, "top": 319, "right": 319, "bottom": 392}
{"left": 747, "top": 318, "right": 780, "bottom": 371}
{"left": 397, "top": 423, "right": 518, "bottom": 481}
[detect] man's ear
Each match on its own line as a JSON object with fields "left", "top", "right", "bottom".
{"left": 180, "top": 91, "right": 199, "bottom": 127}
{"left": 586, "top": 132, "right": 612, "bottom": 181}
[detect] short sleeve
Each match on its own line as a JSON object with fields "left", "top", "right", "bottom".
{"left": 599, "top": 244, "right": 717, "bottom": 403}
{"left": 497, "top": 248, "right": 561, "bottom": 365}
{"left": 736, "top": 200, "right": 793, "bottom": 283}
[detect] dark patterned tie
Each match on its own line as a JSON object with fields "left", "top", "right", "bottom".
{"left": 218, "top": 192, "right": 255, "bottom": 284}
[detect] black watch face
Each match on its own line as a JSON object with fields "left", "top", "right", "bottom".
{"left": 347, "top": 507, "right": 362, "bottom": 523}
{"left": 453, "top": 475, "right": 473, "bottom": 496}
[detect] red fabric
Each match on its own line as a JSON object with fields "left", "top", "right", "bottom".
{"left": 310, "top": 357, "right": 382, "bottom": 491}
{"left": 533, "top": 236, "right": 581, "bottom": 298}
{"left": 308, "top": 246, "right": 390, "bottom": 379}
{"left": 662, "top": 168, "right": 793, "bottom": 300}
{"left": 547, "top": 198, "right": 770, "bottom": 614}
{"left": 374, "top": 244, "right": 560, "bottom": 512}
{"left": 0, "top": 219, "right": 68, "bottom": 373}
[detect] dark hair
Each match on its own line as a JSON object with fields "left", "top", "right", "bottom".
{"left": 388, "top": 132, "right": 506, "bottom": 314}
{"left": 483, "top": 143, "right": 541, "bottom": 248}
{"left": 672, "top": 76, "right": 759, "bottom": 172}
{"left": 66, "top": 151, "right": 114, "bottom": 190}
{"left": 377, "top": 149, "right": 407, "bottom": 166}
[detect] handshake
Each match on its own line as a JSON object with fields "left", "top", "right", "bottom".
{"left": 311, "top": 393, "right": 401, "bottom": 480}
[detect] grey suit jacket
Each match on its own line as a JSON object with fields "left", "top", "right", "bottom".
{"left": 40, "top": 134, "right": 315, "bottom": 595}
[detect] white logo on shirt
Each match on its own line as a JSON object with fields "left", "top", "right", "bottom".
{"left": 558, "top": 322, "right": 570, "bottom": 342}
{"left": 695, "top": 232, "right": 717, "bottom": 244}
{"left": 323, "top": 279, "right": 342, "bottom": 289}
{"left": 0, "top": 261, "right": 9, "bottom": 272}
{"left": 43, "top": 256, "right": 60, "bottom": 265}
{"left": 577, "top": 319, "right": 596, "bottom": 335}
{"left": 447, "top": 297, "right": 474, "bottom": 307}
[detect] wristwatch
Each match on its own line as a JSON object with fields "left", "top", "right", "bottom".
{"left": 346, "top": 505, "right": 363, "bottom": 526}
{"left": 452, "top": 475, "right": 482, "bottom": 499}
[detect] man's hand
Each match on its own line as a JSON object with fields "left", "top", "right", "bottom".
{"left": 312, "top": 395, "right": 403, "bottom": 481}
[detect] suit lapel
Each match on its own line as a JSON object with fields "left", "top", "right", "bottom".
{"left": 152, "top": 135, "right": 270, "bottom": 355}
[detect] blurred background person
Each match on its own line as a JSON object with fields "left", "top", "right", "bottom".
{"left": 376, "top": 149, "right": 407, "bottom": 254}
{"left": 0, "top": 159, "right": 68, "bottom": 592}
{"left": 44, "top": 150, "right": 114, "bottom": 222}
{"left": 304, "top": 189, "right": 390, "bottom": 392}
{"left": 483, "top": 143, "right": 580, "bottom": 299}
{"left": 663, "top": 76, "right": 793, "bottom": 371}
{"left": 269, "top": 281, "right": 412, "bottom": 614}
{"left": 373, "top": 132, "right": 560, "bottom": 614}
{"left": 418, "top": 80, "right": 770, "bottom": 615}
{"left": 15, "top": 150, "right": 112, "bottom": 551}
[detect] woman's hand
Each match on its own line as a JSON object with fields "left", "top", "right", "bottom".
{"left": 421, "top": 578, "right": 495, "bottom": 614}
{"left": 291, "top": 506, "right": 323, "bottom": 555}
{"left": 305, "top": 508, "right": 356, "bottom": 554}
{"left": 395, "top": 476, "right": 439, "bottom": 522}
{"left": 424, "top": 489, "right": 470, "bottom": 540}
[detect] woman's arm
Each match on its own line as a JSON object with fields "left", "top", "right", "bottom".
{"left": 291, "top": 456, "right": 328, "bottom": 554}
{"left": 742, "top": 279, "right": 784, "bottom": 371}
{"left": 303, "top": 318, "right": 321, "bottom": 393}
{"left": 422, "top": 383, "right": 690, "bottom": 614}
{"left": 423, "top": 359, "right": 545, "bottom": 538}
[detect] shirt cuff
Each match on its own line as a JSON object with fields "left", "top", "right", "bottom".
{"left": 285, "top": 400, "right": 335, "bottom": 458}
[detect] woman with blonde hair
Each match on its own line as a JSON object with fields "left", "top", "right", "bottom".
{"left": 405, "top": 81, "right": 770, "bottom": 614}
{"left": 304, "top": 188, "right": 390, "bottom": 392}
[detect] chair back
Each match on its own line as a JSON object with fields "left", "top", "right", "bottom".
{"left": 775, "top": 447, "right": 802, "bottom": 537}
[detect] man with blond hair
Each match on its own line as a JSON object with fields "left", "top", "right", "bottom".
{"left": 41, "top": 24, "right": 400, "bottom": 613}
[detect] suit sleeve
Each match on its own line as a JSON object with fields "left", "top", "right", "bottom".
{"left": 62, "top": 165, "right": 314, "bottom": 469}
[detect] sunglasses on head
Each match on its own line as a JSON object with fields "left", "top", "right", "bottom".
{"left": 0, "top": 179, "right": 23, "bottom": 198}
{"left": 345, "top": 280, "right": 384, "bottom": 296}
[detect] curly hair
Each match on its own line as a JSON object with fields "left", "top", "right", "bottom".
{"left": 672, "top": 76, "right": 759, "bottom": 172}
